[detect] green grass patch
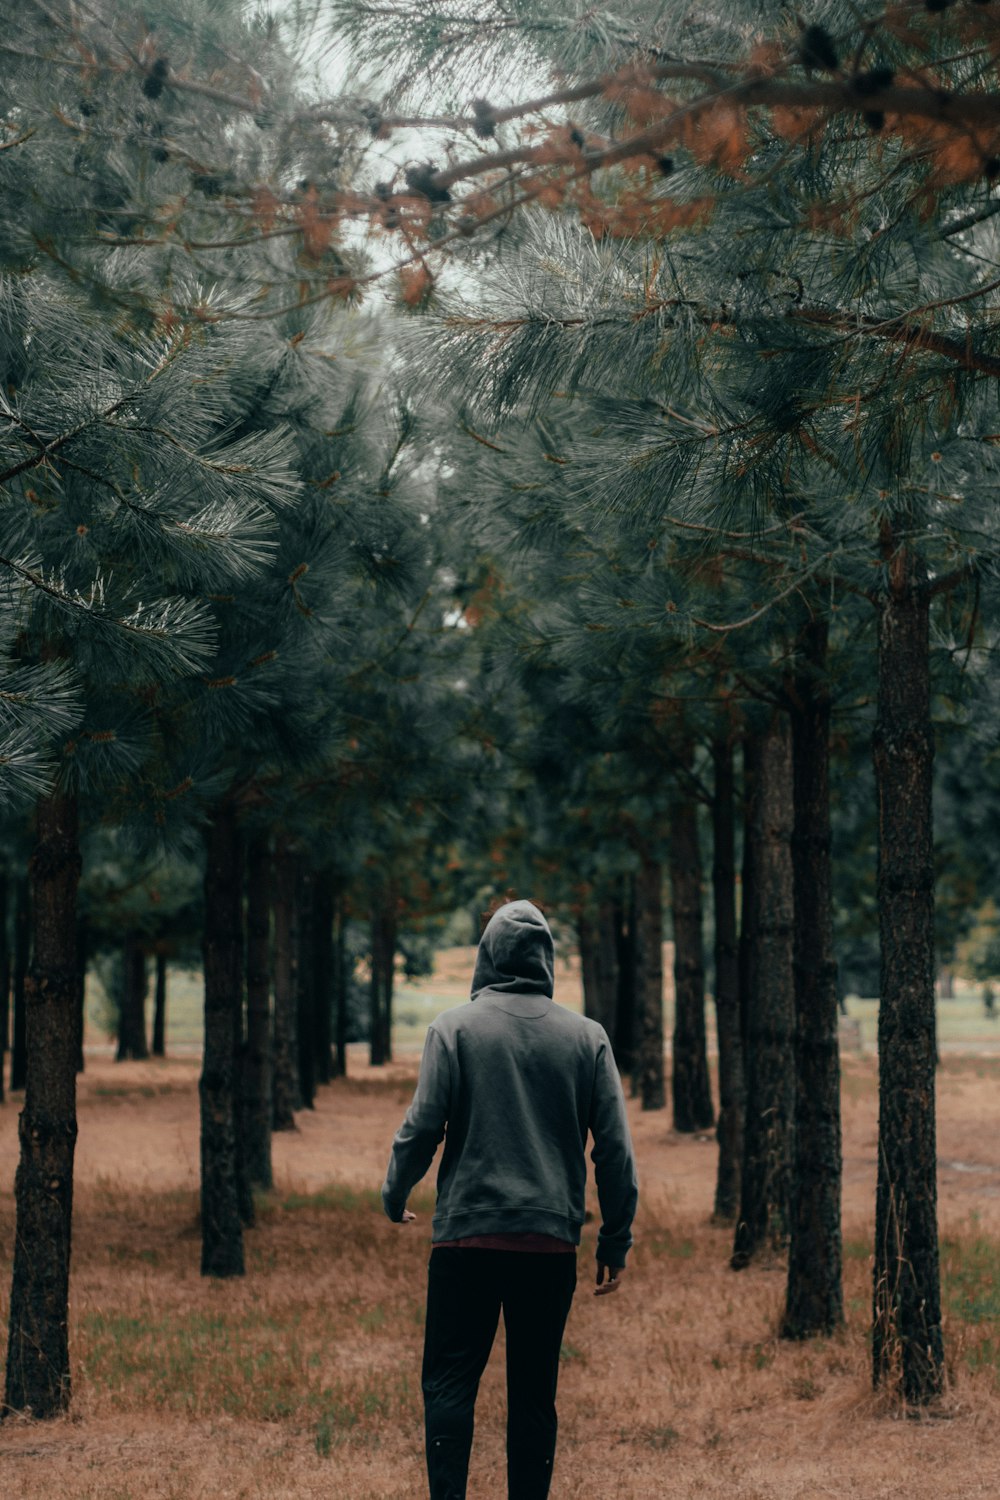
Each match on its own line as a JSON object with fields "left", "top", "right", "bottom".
{"left": 646, "top": 1231, "right": 696, "bottom": 1259}
{"left": 78, "top": 1303, "right": 418, "bottom": 1430}
{"left": 644, "top": 1425, "right": 680, "bottom": 1450}
{"left": 252, "top": 1182, "right": 435, "bottom": 1219}
{"left": 942, "top": 1235, "right": 1000, "bottom": 1325}
{"left": 559, "top": 1342, "right": 584, "bottom": 1363}
{"left": 940, "top": 1234, "right": 1000, "bottom": 1384}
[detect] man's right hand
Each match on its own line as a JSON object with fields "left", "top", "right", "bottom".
{"left": 594, "top": 1262, "right": 626, "bottom": 1296}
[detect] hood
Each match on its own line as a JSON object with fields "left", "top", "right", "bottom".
{"left": 471, "top": 900, "right": 554, "bottom": 1001}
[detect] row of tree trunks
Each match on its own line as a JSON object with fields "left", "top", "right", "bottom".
{"left": 244, "top": 834, "right": 274, "bottom": 1188}
{"left": 732, "top": 715, "right": 796, "bottom": 1268}
{"left": 334, "top": 892, "right": 350, "bottom": 1076}
{"left": 635, "top": 855, "right": 665, "bottom": 1111}
{"left": 369, "top": 893, "right": 396, "bottom": 1067}
{"left": 578, "top": 899, "right": 620, "bottom": 1038}
{"left": 669, "top": 769, "right": 714, "bottom": 1135}
{"left": 784, "top": 620, "right": 843, "bottom": 1339}
{"left": 199, "top": 802, "right": 245, "bottom": 1279}
{"left": 711, "top": 737, "right": 744, "bottom": 1223}
{"left": 271, "top": 845, "right": 299, "bottom": 1130}
{"left": 152, "top": 951, "right": 167, "bottom": 1058}
{"left": 612, "top": 881, "right": 637, "bottom": 1075}
{"left": 312, "top": 870, "right": 335, "bottom": 1086}
{"left": 74, "top": 920, "right": 87, "bottom": 1073}
{"left": 296, "top": 867, "right": 317, "bottom": 1110}
{"left": 578, "top": 909, "right": 600, "bottom": 1023}
{"left": 871, "top": 536, "right": 943, "bottom": 1401}
{"left": 5, "top": 789, "right": 81, "bottom": 1418}
{"left": 0, "top": 872, "right": 7, "bottom": 1103}
{"left": 10, "top": 876, "right": 29, "bottom": 1092}
{"left": 116, "top": 934, "right": 149, "bottom": 1061}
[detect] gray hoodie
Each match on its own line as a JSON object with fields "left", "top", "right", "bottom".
{"left": 381, "top": 900, "right": 638, "bottom": 1266}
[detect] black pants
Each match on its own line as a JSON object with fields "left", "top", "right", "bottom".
{"left": 421, "top": 1248, "right": 577, "bottom": 1500}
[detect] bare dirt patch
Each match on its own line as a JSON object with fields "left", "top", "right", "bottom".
{"left": 0, "top": 1049, "right": 998, "bottom": 1498}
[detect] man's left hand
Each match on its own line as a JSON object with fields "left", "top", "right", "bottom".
{"left": 399, "top": 1209, "right": 417, "bottom": 1223}
{"left": 595, "top": 1261, "right": 626, "bottom": 1296}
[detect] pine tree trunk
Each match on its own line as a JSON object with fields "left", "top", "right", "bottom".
{"left": 4, "top": 788, "right": 81, "bottom": 1417}
{"left": 231, "top": 875, "right": 254, "bottom": 1232}
{"left": 10, "top": 876, "right": 30, "bottom": 1092}
{"left": 200, "top": 802, "right": 245, "bottom": 1278}
{"left": 871, "top": 539, "right": 943, "bottom": 1402}
{"left": 332, "top": 890, "right": 348, "bottom": 1079}
{"left": 296, "top": 865, "right": 316, "bottom": 1109}
{"left": 580, "top": 901, "right": 618, "bottom": 1033}
{"left": 712, "top": 736, "right": 744, "bottom": 1223}
{"left": 578, "top": 909, "right": 601, "bottom": 1021}
{"left": 737, "top": 738, "right": 758, "bottom": 1073}
{"left": 613, "top": 878, "right": 637, "bottom": 1076}
{"left": 670, "top": 788, "right": 713, "bottom": 1133}
{"left": 382, "top": 898, "right": 397, "bottom": 1064}
{"left": 152, "top": 952, "right": 167, "bottom": 1058}
{"left": 369, "top": 897, "right": 397, "bottom": 1067}
{"left": 244, "top": 833, "right": 273, "bottom": 1188}
{"left": 0, "top": 873, "right": 8, "bottom": 1103}
{"left": 733, "top": 715, "right": 796, "bottom": 1267}
{"left": 271, "top": 845, "right": 299, "bottom": 1130}
{"left": 783, "top": 619, "right": 843, "bottom": 1338}
{"left": 595, "top": 900, "right": 619, "bottom": 1038}
{"left": 74, "top": 919, "right": 87, "bottom": 1073}
{"left": 312, "top": 869, "right": 335, "bottom": 1086}
{"left": 636, "top": 856, "right": 665, "bottom": 1111}
{"left": 116, "top": 936, "right": 148, "bottom": 1061}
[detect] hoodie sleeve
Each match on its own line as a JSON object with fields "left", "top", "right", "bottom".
{"left": 382, "top": 1024, "right": 451, "bottom": 1222}
{"left": 588, "top": 1027, "right": 639, "bottom": 1268}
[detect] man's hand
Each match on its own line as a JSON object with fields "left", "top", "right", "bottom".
{"left": 399, "top": 1209, "right": 417, "bottom": 1223}
{"left": 594, "top": 1261, "right": 626, "bottom": 1296}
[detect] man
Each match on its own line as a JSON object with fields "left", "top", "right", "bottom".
{"left": 382, "top": 898, "right": 638, "bottom": 1500}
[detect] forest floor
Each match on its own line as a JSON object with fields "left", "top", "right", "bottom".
{"left": 1, "top": 996, "right": 1000, "bottom": 1496}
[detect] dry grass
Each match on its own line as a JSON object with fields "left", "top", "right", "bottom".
{"left": 0, "top": 1050, "right": 999, "bottom": 1497}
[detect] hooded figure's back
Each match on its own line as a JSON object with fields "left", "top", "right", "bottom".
{"left": 382, "top": 901, "right": 638, "bottom": 1266}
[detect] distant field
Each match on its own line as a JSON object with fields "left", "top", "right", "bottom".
{"left": 92, "top": 947, "right": 1000, "bottom": 1058}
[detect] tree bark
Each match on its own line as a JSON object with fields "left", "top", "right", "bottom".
{"left": 244, "top": 832, "right": 273, "bottom": 1188}
{"left": 200, "top": 802, "right": 245, "bottom": 1278}
{"left": 116, "top": 935, "right": 148, "bottom": 1061}
{"left": 711, "top": 736, "right": 744, "bottom": 1223}
{"left": 871, "top": 539, "right": 943, "bottom": 1402}
{"left": 732, "top": 715, "right": 796, "bottom": 1268}
{"left": 636, "top": 856, "right": 665, "bottom": 1111}
{"left": 74, "top": 919, "right": 87, "bottom": 1073}
{"left": 595, "top": 900, "right": 619, "bottom": 1039}
{"left": 271, "top": 845, "right": 299, "bottom": 1130}
{"left": 5, "top": 789, "right": 81, "bottom": 1417}
{"left": 784, "top": 619, "right": 844, "bottom": 1339}
{"left": 670, "top": 785, "right": 713, "bottom": 1133}
{"left": 10, "top": 876, "right": 30, "bottom": 1092}
{"left": 578, "top": 908, "right": 601, "bottom": 1022}
{"left": 613, "top": 877, "right": 637, "bottom": 1077}
{"left": 296, "top": 865, "right": 316, "bottom": 1109}
{"left": 369, "top": 895, "right": 397, "bottom": 1067}
{"left": 737, "top": 739, "right": 758, "bottom": 1079}
{"left": 332, "top": 889, "right": 349, "bottom": 1079}
{"left": 312, "top": 868, "right": 335, "bottom": 1086}
{"left": 152, "top": 951, "right": 167, "bottom": 1058}
{"left": 0, "top": 873, "right": 8, "bottom": 1103}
